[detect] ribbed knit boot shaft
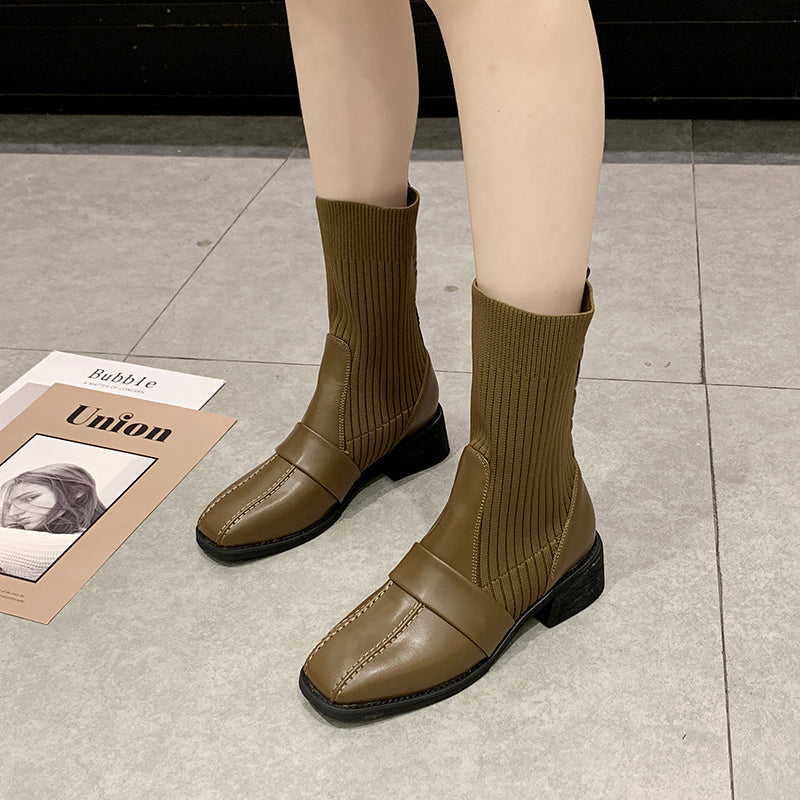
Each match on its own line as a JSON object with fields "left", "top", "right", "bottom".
{"left": 315, "top": 187, "right": 430, "bottom": 470}
{"left": 469, "top": 280, "right": 594, "bottom": 617}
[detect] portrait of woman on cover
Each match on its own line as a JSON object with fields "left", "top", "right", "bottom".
{"left": 0, "top": 463, "right": 106, "bottom": 581}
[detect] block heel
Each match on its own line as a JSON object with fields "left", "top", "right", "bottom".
{"left": 533, "top": 533, "right": 604, "bottom": 628}
{"left": 380, "top": 404, "right": 450, "bottom": 481}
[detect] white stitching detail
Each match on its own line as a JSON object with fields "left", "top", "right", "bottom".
{"left": 218, "top": 465, "right": 295, "bottom": 543}
{"left": 198, "top": 453, "right": 279, "bottom": 524}
{"left": 470, "top": 446, "right": 491, "bottom": 587}
{"left": 333, "top": 603, "right": 423, "bottom": 702}
{"left": 304, "top": 582, "right": 392, "bottom": 668}
{"left": 330, "top": 336, "right": 350, "bottom": 451}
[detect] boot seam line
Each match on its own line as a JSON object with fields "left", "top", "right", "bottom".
{"left": 345, "top": 404, "right": 417, "bottom": 443}
{"left": 396, "top": 355, "right": 432, "bottom": 442}
{"left": 333, "top": 602, "right": 423, "bottom": 702}
{"left": 340, "top": 357, "right": 429, "bottom": 450}
{"left": 469, "top": 446, "right": 491, "bottom": 587}
{"left": 484, "top": 540, "right": 556, "bottom": 608}
{"left": 304, "top": 582, "right": 392, "bottom": 668}
{"left": 218, "top": 465, "right": 295, "bottom": 542}
{"left": 545, "top": 464, "right": 581, "bottom": 589}
{"left": 198, "top": 453, "right": 278, "bottom": 525}
{"left": 327, "top": 335, "right": 351, "bottom": 452}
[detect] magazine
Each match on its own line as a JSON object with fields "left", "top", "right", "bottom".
{"left": 0, "top": 384, "right": 235, "bottom": 623}
{"left": 0, "top": 351, "right": 224, "bottom": 431}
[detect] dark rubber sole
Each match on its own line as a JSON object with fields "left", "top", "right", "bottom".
{"left": 195, "top": 404, "right": 450, "bottom": 562}
{"left": 299, "top": 532, "right": 604, "bottom": 722}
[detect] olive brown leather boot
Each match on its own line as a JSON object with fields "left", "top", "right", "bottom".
{"left": 196, "top": 186, "right": 449, "bottom": 561}
{"left": 300, "top": 278, "right": 603, "bottom": 720}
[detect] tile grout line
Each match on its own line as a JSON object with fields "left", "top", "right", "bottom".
{"left": 692, "top": 119, "right": 735, "bottom": 800}
{"left": 691, "top": 124, "right": 707, "bottom": 388}
{"left": 90, "top": 349, "right": 800, "bottom": 393}
{"left": 5, "top": 344, "right": 800, "bottom": 396}
{"left": 2, "top": 144, "right": 798, "bottom": 166}
{"left": 123, "top": 142, "right": 304, "bottom": 363}
{"left": 704, "top": 384, "right": 736, "bottom": 800}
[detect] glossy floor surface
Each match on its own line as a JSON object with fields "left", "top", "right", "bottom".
{"left": 1, "top": 116, "right": 798, "bottom": 800}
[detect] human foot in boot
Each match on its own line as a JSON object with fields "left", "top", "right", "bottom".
{"left": 196, "top": 187, "right": 449, "bottom": 561}
{"left": 300, "top": 280, "right": 603, "bottom": 720}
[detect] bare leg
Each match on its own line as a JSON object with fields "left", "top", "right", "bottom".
{"left": 425, "top": 0, "right": 605, "bottom": 314}
{"left": 284, "top": 0, "right": 419, "bottom": 208}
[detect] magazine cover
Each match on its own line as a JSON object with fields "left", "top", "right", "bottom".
{"left": 0, "top": 383, "right": 235, "bottom": 623}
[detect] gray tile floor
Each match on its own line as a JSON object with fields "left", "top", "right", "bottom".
{"left": 1, "top": 116, "right": 798, "bottom": 800}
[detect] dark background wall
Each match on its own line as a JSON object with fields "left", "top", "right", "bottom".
{"left": 1, "top": 1, "right": 798, "bottom": 118}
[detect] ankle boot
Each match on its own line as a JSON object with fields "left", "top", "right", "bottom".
{"left": 196, "top": 186, "right": 449, "bottom": 561}
{"left": 300, "top": 279, "right": 603, "bottom": 720}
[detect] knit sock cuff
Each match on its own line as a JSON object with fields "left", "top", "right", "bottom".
{"left": 471, "top": 279, "right": 594, "bottom": 380}
{"left": 314, "top": 184, "right": 429, "bottom": 470}
{"left": 315, "top": 185, "right": 419, "bottom": 271}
